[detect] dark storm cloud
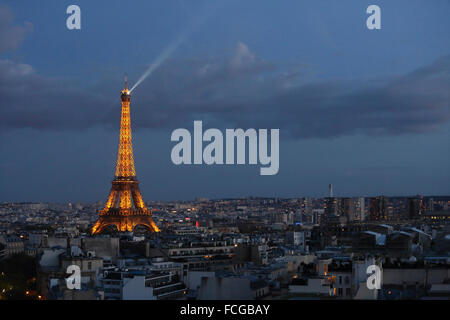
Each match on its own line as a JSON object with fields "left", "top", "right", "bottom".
{"left": 1, "top": 43, "right": 449, "bottom": 139}
{"left": 122, "top": 44, "right": 450, "bottom": 139}
{"left": 0, "top": 6, "right": 32, "bottom": 53}
{"left": 0, "top": 60, "right": 111, "bottom": 131}
{"left": 267, "top": 55, "right": 450, "bottom": 138}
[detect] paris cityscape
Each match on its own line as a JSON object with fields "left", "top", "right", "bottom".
{"left": 0, "top": 0, "right": 449, "bottom": 308}
{"left": 0, "top": 191, "right": 449, "bottom": 300}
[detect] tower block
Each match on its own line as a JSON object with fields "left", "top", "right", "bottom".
{"left": 92, "top": 79, "right": 160, "bottom": 234}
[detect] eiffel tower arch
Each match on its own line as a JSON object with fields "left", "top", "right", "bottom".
{"left": 92, "top": 78, "right": 160, "bottom": 234}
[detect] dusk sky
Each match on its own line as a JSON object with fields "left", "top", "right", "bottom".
{"left": 0, "top": 0, "right": 449, "bottom": 202}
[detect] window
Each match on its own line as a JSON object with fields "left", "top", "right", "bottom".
{"left": 88, "top": 262, "right": 92, "bottom": 270}
{"left": 338, "top": 288, "right": 343, "bottom": 296}
{"left": 339, "top": 276, "right": 342, "bottom": 284}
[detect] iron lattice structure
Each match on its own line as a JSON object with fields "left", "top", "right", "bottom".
{"left": 92, "top": 79, "right": 160, "bottom": 234}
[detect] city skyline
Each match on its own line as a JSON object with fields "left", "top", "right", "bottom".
{"left": 0, "top": 1, "right": 449, "bottom": 305}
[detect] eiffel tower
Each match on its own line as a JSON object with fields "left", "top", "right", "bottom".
{"left": 92, "top": 77, "right": 160, "bottom": 234}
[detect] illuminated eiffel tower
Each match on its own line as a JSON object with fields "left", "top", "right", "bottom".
{"left": 92, "top": 77, "right": 160, "bottom": 234}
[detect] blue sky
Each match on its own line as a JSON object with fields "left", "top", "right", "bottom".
{"left": 0, "top": 0, "right": 449, "bottom": 202}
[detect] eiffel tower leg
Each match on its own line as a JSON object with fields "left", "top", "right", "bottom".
{"left": 92, "top": 220, "right": 103, "bottom": 235}
{"left": 130, "top": 216, "right": 160, "bottom": 233}
{"left": 92, "top": 217, "right": 120, "bottom": 234}
{"left": 149, "top": 220, "right": 160, "bottom": 232}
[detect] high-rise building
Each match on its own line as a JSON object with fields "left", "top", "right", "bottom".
{"left": 302, "top": 197, "right": 313, "bottom": 216}
{"left": 92, "top": 78, "right": 159, "bottom": 234}
{"left": 355, "top": 197, "right": 365, "bottom": 221}
{"left": 312, "top": 209, "right": 323, "bottom": 225}
{"left": 336, "top": 197, "right": 365, "bottom": 222}
{"left": 408, "top": 196, "right": 424, "bottom": 219}
{"left": 324, "top": 197, "right": 339, "bottom": 216}
{"left": 427, "top": 198, "right": 434, "bottom": 213}
{"left": 340, "top": 198, "right": 355, "bottom": 220}
{"left": 369, "top": 196, "right": 388, "bottom": 221}
{"left": 324, "top": 184, "right": 339, "bottom": 219}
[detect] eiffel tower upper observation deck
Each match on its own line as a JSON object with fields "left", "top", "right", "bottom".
{"left": 92, "top": 78, "right": 160, "bottom": 234}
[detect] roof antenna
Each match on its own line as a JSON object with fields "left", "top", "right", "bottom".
{"left": 124, "top": 73, "right": 128, "bottom": 90}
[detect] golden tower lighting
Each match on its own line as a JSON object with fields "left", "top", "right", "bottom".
{"left": 92, "top": 77, "right": 160, "bottom": 234}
